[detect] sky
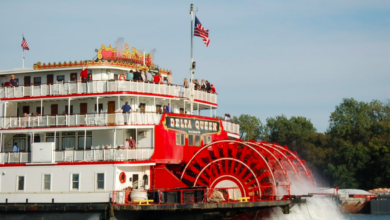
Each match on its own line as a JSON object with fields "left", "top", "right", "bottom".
{"left": 0, "top": 0, "right": 389, "bottom": 132}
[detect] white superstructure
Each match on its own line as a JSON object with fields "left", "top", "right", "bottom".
{"left": 0, "top": 44, "right": 239, "bottom": 204}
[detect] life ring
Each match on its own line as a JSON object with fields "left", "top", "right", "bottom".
{"left": 119, "top": 172, "right": 126, "bottom": 183}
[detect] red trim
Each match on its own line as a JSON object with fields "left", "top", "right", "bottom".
{"left": 0, "top": 160, "right": 156, "bottom": 167}
{"left": 194, "top": 99, "right": 218, "bottom": 107}
{"left": 227, "top": 132, "right": 240, "bottom": 136}
{"left": 0, "top": 124, "right": 154, "bottom": 131}
{"left": 1, "top": 92, "right": 217, "bottom": 106}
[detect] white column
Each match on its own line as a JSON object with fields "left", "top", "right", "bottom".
{"left": 31, "top": 132, "right": 34, "bottom": 152}
{"left": 54, "top": 132, "right": 57, "bottom": 150}
{"left": 113, "top": 128, "right": 116, "bottom": 148}
{"left": 96, "top": 97, "right": 99, "bottom": 113}
{"left": 0, "top": 133, "right": 2, "bottom": 153}
{"left": 3, "top": 102, "right": 7, "bottom": 128}
{"left": 154, "top": 97, "right": 156, "bottom": 112}
{"left": 84, "top": 130, "right": 87, "bottom": 150}
{"left": 40, "top": 99, "right": 43, "bottom": 115}
{"left": 183, "top": 100, "right": 186, "bottom": 114}
{"left": 198, "top": 103, "right": 200, "bottom": 116}
{"left": 117, "top": 96, "right": 120, "bottom": 109}
{"left": 137, "top": 96, "right": 139, "bottom": 111}
{"left": 67, "top": 98, "right": 71, "bottom": 115}
{"left": 210, "top": 106, "right": 212, "bottom": 117}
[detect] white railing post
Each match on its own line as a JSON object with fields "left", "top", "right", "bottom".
{"left": 103, "top": 149, "right": 105, "bottom": 161}
{"left": 55, "top": 115, "right": 58, "bottom": 126}
{"left": 46, "top": 115, "right": 48, "bottom": 126}
{"left": 8, "top": 152, "right": 10, "bottom": 163}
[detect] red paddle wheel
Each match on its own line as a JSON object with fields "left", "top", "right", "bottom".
{"left": 180, "top": 140, "right": 281, "bottom": 200}
{"left": 261, "top": 142, "right": 315, "bottom": 185}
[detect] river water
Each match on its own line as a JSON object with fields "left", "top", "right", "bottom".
{"left": 264, "top": 196, "right": 390, "bottom": 220}
{"left": 343, "top": 215, "right": 390, "bottom": 220}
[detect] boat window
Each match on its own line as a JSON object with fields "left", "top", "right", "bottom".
{"left": 203, "top": 136, "right": 212, "bottom": 145}
{"left": 72, "top": 174, "right": 79, "bottom": 190}
{"left": 176, "top": 133, "right": 185, "bottom": 146}
{"left": 156, "top": 105, "right": 162, "bottom": 114}
{"left": 189, "top": 135, "right": 201, "bottom": 147}
{"left": 195, "top": 135, "right": 201, "bottom": 146}
{"left": 34, "top": 77, "right": 41, "bottom": 86}
{"left": 70, "top": 73, "right": 77, "bottom": 82}
{"left": 57, "top": 75, "right": 65, "bottom": 83}
{"left": 65, "top": 105, "right": 73, "bottom": 114}
{"left": 44, "top": 174, "right": 51, "bottom": 190}
{"left": 78, "top": 136, "right": 92, "bottom": 150}
{"left": 97, "top": 173, "right": 104, "bottom": 189}
{"left": 62, "top": 132, "right": 75, "bottom": 150}
{"left": 132, "top": 174, "right": 139, "bottom": 189}
{"left": 18, "top": 176, "right": 25, "bottom": 191}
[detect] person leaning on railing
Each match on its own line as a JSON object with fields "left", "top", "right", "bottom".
{"left": 154, "top": 73, "right": 160, "bottom": 84}
{"left": 9, "top": 75, "right": 18, "bottom": 87}
{"left": 167, "top": 71, "right": 173, "bottom": 85}
{"left": 146, "top": 71, "right": 153, "bottom": 82}
{"left": 133, "top": 68, "right": 142, "bottom": 82}
{"left": 121, "top": 102, "right": 131, "bottom": 125}
{"left": 127, "top": 70, "right": 134, "bottom": 81}
{"left": 183, "top": 78, "right": 189, "bottom": 88}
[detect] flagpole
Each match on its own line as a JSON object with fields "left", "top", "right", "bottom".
{"left": 22, "top": 34, "right": 25, "bottom": 69}
{"left": 22, "top": 49, "right": 25, "bottom": 69}
{"left": 189, "top": 4, "right": 194, "bottom": 115}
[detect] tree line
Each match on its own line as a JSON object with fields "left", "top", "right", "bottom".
{"left": 224, "top": 98, "right": 390, "bottom": 190}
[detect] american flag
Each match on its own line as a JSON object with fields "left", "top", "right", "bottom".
{"left": 21, "top": 36, "right": 29, "bottom": 50}
{"left": 194, "top": 16, "right": 210, "bottom": 47}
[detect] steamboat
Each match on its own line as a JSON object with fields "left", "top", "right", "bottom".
{"left": 0, "top": 43, "right": 314, "bottom": 219}
{"left": 0, "top": 6, "right": 314, "bottom": 220}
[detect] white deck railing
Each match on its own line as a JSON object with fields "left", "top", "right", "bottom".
{"left": 222, "top": 121, "right": 240, "bottom": 135}
{"left": 0, "top": 114, "right": 240, "bottom": 134}
{"left": 0, "top": 112, "right": 162, "bottom": 129}
{"left": 0, "top": 81, "right": 217, "bottom": 104}
{"left": 0, "top": 148, "right": 154, "bottom": 164}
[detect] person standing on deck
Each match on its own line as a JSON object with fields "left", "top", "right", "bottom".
{"left": 13, "top": 143, "right": 19, "bottom": 159}
{"left": 129, "top": 137, "right": 136, "bottom": 149}
{"left": 146, "top": 71, "right": 153, "bottom": 82}
{"left": 123, "top": 139, "right": 130, "bottom": 149}
{"left": 167, "top": 71, "right": 173, "bottom": 85}
{"left": 165, "top": 103, "right": 172, "bottom": 113}
{"left": 122, "top": 102, "right": 131, "bottom": 125}
{"left": 13, "top": 143, "right": 19, "bottom": 153}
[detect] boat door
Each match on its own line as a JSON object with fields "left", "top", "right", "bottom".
{"left": 47, "top": 74, "right": 54, "bottom": 85}
{"left": 22, "top": 106, "right": 30, "bottom": 114}
{"left": 51, "top": 104, "right": 58, "bottom": 116}
{"left": 108, "top": 101, "right": 115, "bottom": 125}
{"left": 24, "top": 76, "right": 31, "bottom": 86}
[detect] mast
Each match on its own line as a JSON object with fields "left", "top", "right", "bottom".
{"left": 22, "top": 34, "right": 25, "bottom": 69}
{"left": 189, "top": 4, "right": 194, "bottom": 115}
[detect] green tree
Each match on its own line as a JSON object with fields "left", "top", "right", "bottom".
{"left": 237, "top": 114, "right": 262, "bottom": 141}
{"left": 326, "top": 99, "right": 390, "bottom": 189}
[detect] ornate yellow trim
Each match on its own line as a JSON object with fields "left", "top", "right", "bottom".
{"left": 34, "top": 43, "right": 156, "bottom": 70}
